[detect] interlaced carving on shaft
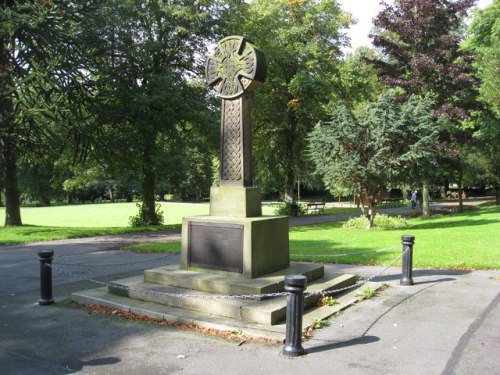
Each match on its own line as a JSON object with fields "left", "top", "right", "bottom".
{"left": 221, "top": 99, "right": 242, "bottom": 182}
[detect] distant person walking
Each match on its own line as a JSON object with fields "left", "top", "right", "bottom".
{"left": 411, "top": 191, "right": 417, "bottom": 209}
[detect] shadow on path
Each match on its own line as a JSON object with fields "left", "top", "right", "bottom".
{"left": 306, "top": 335, "right": 380, "bottom": 354}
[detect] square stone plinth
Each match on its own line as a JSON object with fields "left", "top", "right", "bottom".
{"left": 209, "top": 186, "right": 262, "bottom": 217}
{"left": 181, "top": 215, "right": 289, "bottom": 279}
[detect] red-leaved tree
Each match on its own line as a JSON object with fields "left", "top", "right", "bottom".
{"left": 367, "top": 0, "right": 478, "bottom": 214}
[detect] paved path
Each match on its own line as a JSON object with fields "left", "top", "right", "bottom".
{"left": 0, "top": 198, "right": 498, "bottom": 374}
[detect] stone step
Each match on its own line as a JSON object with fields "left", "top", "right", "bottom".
{"left": 105, "top": 270, "right": 357, "bottom": 325}
{"left": 71, "top": 281, "right": 383, "bottom": 341}
{"left": 143, "top": 262, "right": 325, "bottom": 297}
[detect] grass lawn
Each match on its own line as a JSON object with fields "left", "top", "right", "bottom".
{"left": 0, "top": 202, "right": 210, "bottom": 227}
{"left": 126, "top": 206, "right": 500, "bottom": 270}
{"left": 2, "top": 202, "right": 498, "bottom": 270}
{"left": 0, "top": 202, "right": 275, "bottom": 244}
{"left": 0, "top": 202, "right": 278, "bottom": 228}
{"left": 289, "top": 205, "right": 499, "bottom": 270}
{"left": 0, "top": 202, "right": 353, "bottom": 245}
{"left": 0, "top": 225, "right": 177, "bottom": 245}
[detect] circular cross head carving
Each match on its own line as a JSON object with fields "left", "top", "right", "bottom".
{"left": 206, "top": 36, "right": 266, "bottom": 99}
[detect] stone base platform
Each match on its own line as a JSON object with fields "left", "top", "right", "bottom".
{"left": 72, "top": 278, "right": 381, "bottom": 341}
{"left": 72, "top": 262, "right": 358, "bottom": 329}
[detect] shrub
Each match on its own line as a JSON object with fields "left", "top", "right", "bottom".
{"left": 129, "top": 203, "right": 164, "bottom": 227}
{"left": 274, "top": 203, "right": 307, "bottom": 216}
{"left": 343, "top": 214, "right": 408, "bottom": 229}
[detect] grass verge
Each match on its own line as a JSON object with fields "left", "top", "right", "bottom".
{"left": 121, "top": 206, "right": 500, "bottom": 270}
{"left": 0, "top": 225, "right": 179, "bottom": 246}
{"left": 289, "top": 205, "right": 499, "bottom": 270}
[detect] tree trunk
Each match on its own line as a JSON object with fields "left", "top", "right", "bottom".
{"left": 422, "top": 182, "right": 430, "bottom": 217}
{"left": 1, "top": 136, "right": 22, "bottom": 226}
{"left": 284, "top": 169, "right": 295, "bottom": 204}
{"left": 457, "top": 173, "right": 464, "bottom": 213}
{"left": 1, "top": 39, "right": 22, "bottom": 226}
{"left": 496, "top": 183, "right": 500, "bottom": 205}
{"left": 141, "top": 135, "right": 159, "bottom": 225}
{"left": 366, "top": 200, "right": 377, "bottom": 229}
{"left": 109, "top": 187, "right": 115, "bottom": 202}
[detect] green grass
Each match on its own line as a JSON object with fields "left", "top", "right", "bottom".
{"left": 121, "top": 206, "right": 500, "bottom": 270}
{"left": 0, "top": 202, "right": 277, "bottom": 228}
{"left": 2, "top": 202, "right": 498, "bottom": 270}
{"left": 0, "top": 202, "right": 275, "bottom": 245}
{"left": 289, "top": 205, "right": 500, "bottom": 270}
{"left": 0, "top": 202, "right": 210, "bottom": 227}
{"left": 0, "top": 224, "right": 178, "bottom": 245}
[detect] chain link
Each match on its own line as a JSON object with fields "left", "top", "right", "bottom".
{"left": 305, "top": 246, "right": 408, "bottom": 297}
{"left": 49, "top": 247, "right": 408, "bottom": 300}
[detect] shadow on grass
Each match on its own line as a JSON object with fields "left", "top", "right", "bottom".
{"left": 407, "top": 218, "right": 498, "bottom": 230}
{"left": 290, "top": 239, "right": 402, "bottom": 265}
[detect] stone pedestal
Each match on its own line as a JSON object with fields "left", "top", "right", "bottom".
{"left": 181, "top": 215, "right": 289, "bottom": 279}
{"left": 209, "top": 186, "right": 261, "bottom": 217}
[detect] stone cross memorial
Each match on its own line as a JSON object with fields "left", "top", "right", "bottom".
{"left": 180, "top": 36, "right": 289, "bottom": 278}
{"left": 206, "top": 35, "right": 266, "bottom": 188}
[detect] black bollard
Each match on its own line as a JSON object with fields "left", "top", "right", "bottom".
{"left": 38, "top": 250, "right": 54, "bottom": 305}
{"left": 400, "top": 235, "right": 415, "bottom": 286}
{"left": 283, "top": 274, "right": 307, "bottom": 357}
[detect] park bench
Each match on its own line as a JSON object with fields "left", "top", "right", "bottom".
{"left": 306, "top": 202, "right": 325, "bottom": 214}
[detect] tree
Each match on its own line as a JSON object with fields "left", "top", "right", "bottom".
{"left": 88, "top": 0, "right": 236, "bottom": 225}
{"left": 463, "top": 1, "right": 500, "bottom": 117}
{"left": 368, "top": 0, "right": 477, "bottom": 214}
{"left": 339, "top": 48, "right": 385, "bottom": 110}
{"left": 462, "top": 110, "right": 500, "bottom": 204}
{"left": 241, "top": 0, "right": 352, "bottom": 203}
{"left": 1, "top": 1, "right": 97, "bottom": 225}
{"left": 309, "top": 93, "right": 438, "bottom": 228}
{"left": 462, "top": 2, "right": 500, "bottom": 203}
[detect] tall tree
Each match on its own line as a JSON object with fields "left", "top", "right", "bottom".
{"left": 241, "top": 0, "right": 352, "bottom": 203}
{"left": 368, "top": 0, "right": 477, "bottom": 214}
{"left": 463, "top": 0, "right": 500, "bottom": 117}
{"left": 462, "top": 1, "right": 500, "bottom": 203}
{"left": 309, "top": 93, "right": 438, "bottom": 228}
{"left": 88, "top": 0, "right": 238, "bottom": 225}
{"left": 1, "top": 0, "right": 96, "bottom": 225}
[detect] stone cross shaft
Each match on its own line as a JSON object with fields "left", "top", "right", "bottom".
{"left": 206, "top": 36, "right": 266, "bottom": 187}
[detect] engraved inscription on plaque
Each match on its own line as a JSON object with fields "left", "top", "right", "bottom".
{"left": 188, "top": 222, "right": 244, "bottom": 273}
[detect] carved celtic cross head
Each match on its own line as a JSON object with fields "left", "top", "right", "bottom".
{"left": 206, "top": 36, "right": 266, "bottom": 99}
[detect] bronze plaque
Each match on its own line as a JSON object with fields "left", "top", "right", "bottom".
{"left": 188, "top": 222, "right": 244, "bottom": 273}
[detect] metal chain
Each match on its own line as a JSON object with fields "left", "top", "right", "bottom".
{"left": 49, "top": 263, "right": 287, "bottom": 299}
{"left": 52, "top": 253, "right": 174, "bottom": 267}
{"left": 305, "top": 246, "right": 409, "bottom": 297}
{"left": 49, "top": 247, "right": 408, "bottom": 300}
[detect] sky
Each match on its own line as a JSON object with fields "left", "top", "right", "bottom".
{"left": 338, "top": 0, "right": 494, "bottom": 53}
